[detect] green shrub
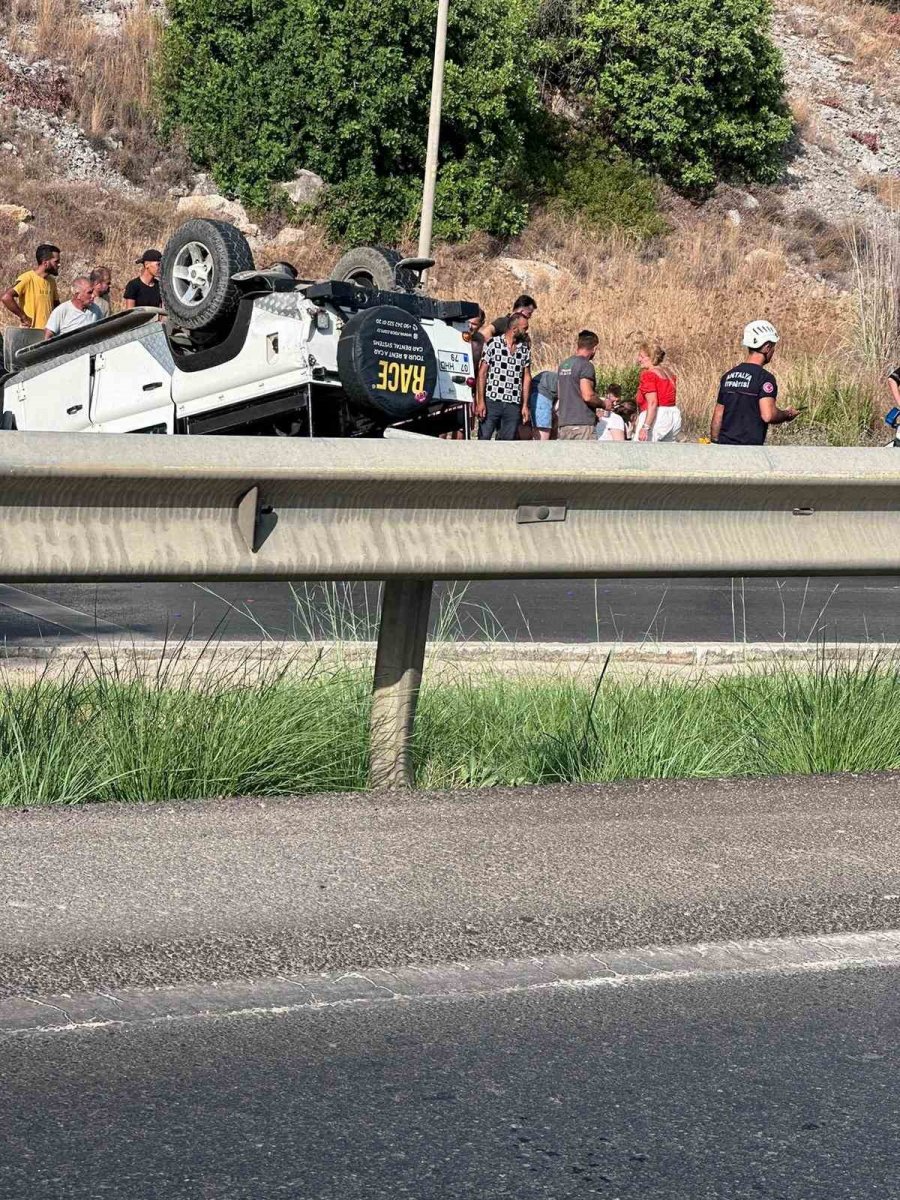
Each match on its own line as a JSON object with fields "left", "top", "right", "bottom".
{"left": 161, "top": 0, "right": 543, "bottom": 243}
{"left": 539, "top": 0, "right": 792, "bottom": 193}
{"left": 780, "top": 362, "right": 881, "bottom": 447}
{"left": 548, "top": 140, "right": 667, "bottom": 238}
{"left": 597, "top": 364, "right": 641, "bottom": 402}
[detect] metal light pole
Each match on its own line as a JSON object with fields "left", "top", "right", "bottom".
{"left": 417, "top": 0, "right": 450, "bottom": 262}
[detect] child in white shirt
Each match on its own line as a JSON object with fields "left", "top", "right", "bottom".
{"left": 596, "top": 396, "right": 637, "bottom": 442}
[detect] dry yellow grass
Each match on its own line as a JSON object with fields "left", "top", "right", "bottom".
{"left": 0, "top": 179, "right": 872, "bottom": 440}
{"left": 858, "top": 172, "right": 900, "bottom": 212}
{"left": 275, "top": 208, "right": 881, "bottom": 440}
{"left": 430, "top": 214, "right": 859, "bottom": 435}
{"left": 0, "top": 149, "right": 178, "bottom": 310}
{"left": 4, "top": 0, "right": 185, "bottom": 188}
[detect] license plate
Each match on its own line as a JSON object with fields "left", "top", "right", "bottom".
{"left": 438, "top": 350, "right": 471, "bottom": 374}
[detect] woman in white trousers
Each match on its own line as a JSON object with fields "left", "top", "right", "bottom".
{"left": 635, "top": 342, "right": 682, "bottom": 442}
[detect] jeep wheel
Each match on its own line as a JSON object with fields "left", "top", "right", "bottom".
{"left": 330, "top": 246, "right": 416, "bottom": 293}
{"left": 161, "top": 219, "right": 254, "bottom": 332}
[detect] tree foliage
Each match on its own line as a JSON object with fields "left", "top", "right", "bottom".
{"left": 548, "top": 139, "right": 668, "bottom": 238}
{"left": 161, "top": 0, "right": 792, "bottom": 243}
{"left": 539, "top": 0, "right": 792, "bottom": 192}
{"left": 161, "top": 0, "right": 543, "bottom": 243}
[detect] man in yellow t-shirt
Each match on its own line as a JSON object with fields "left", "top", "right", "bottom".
{"left": 1, "top": 243, "right": 61, "bottom": 329}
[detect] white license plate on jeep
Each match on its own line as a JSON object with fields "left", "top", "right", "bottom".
{"left": 438, "top": 350, "right": 471, "bottom": 374}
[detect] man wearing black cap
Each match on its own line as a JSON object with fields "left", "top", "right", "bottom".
{"left": 123, "top": 249, "right": 163, "bottom": 311}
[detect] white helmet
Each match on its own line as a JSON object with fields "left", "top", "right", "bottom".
{"left": 743, "top": 320, "right": 780, "bottom": 350}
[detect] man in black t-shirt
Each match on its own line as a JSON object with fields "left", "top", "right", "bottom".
{"left": 123, "top": 249, "right": 163, "bottom": 310}
{"left": 481, "top": 294, "right": 537, "bottom": 344}
{"left": 711, "top": 320, "right": 798, "bottom": 445}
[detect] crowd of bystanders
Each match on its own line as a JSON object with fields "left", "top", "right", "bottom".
{"left": 471, "top": 293, "right": 686, "bottom": 444}
{"left": 472, "top": 294, "right": 802, "bottom": 446}
{"left": 0, "top": 242, "right": 806, "bottom": 445}
{"left": 0, "top": 243, "right": 164, "bottom": 341}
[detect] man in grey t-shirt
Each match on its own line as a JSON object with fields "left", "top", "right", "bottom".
{"left": 43, "top": 276, "right": 102, "bottom": 339}
{"left": 556, "top": 329, "right": 607, "bottom": 439}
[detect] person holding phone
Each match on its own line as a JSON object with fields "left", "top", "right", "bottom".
{"left": 710, "top": 320, "right": 799, "bottom": 445}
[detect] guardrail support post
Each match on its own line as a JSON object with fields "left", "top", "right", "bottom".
{"left": 370, "top": 579, "right": 433, "bottom": 789}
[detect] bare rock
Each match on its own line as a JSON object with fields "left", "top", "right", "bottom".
{"left": 190, "top": 173, "right": 220, "bottom": 197}
{"left": 273, "top": 225, "right": 307, "bottom": 248}
{"left": 497, "top": 256, "right": 562, "bottom": 287}
{"left": 175, "top": 193, "right": 258, "bottom": 236}
{"left": 725, "top": 208, "right": 742, "bottom": 226}
{"left": 276, "top": 170, "right": 325, "bottom": 207}
{"left": 0, "top": 203, "right": 33, "bottom": 223}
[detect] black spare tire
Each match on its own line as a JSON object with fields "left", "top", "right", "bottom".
{"left": 161, "top": 218, "right": 254, "bottom": 332}
{"left": 330, "top": 246, "right": 417, "bottom": 293}
{"left": 337, "top": 305, "right": 439, "bottom": 422}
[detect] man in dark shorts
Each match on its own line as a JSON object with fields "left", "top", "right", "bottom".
{"left": 476, "top": 312, "right": 532, "bottom": 440}
{"left": 557, "top": 329, "right": 607, "bottom": 440}
{"left": 123, "top": 249, "right": 163, "bottom": 310}
{"left": 711, "top": 321, "right": 798, "bottom": 445}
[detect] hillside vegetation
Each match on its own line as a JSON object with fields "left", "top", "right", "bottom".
{"left": 162, "top": 0, "right": 792, "bottom": 242}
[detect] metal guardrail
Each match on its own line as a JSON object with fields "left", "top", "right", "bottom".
{"left": 2, "top": 434, "right": 899, "bottom": 786}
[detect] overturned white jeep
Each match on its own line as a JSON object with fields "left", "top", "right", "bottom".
{"left": 0, "top": 219, "right": 479, "bottom": 438}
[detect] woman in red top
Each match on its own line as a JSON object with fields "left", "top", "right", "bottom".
{"left": 635, "top": 342, "right": 682, "bottom": 442}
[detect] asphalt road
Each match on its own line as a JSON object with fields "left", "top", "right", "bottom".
{"left": 5, "top": 775, "right": 900, "bottom": 1197}
{"left": 4, "top": 773, "right": 900, "bottom": 997}
{"left": 4, "top": 964, "right": 899, "bottom": 1199}
{"left": 2, "top": 575, "right": 900, "bottom": 644}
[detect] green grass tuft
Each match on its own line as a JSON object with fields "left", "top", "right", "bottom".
{"left": 1, "top": 649, "right": 899, "bottom": 806}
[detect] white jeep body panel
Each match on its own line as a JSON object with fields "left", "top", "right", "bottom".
{"left": 2, "top": 279, "right": 476, "bottom": 437}
{"left": 171, "top": 293, "right": 341, "bottom": 423}
{"left": 93, "top": 336, "right": 175, "bottom": 432}
{"left": 426, "top": 317, "right": 475, "bottom": 403}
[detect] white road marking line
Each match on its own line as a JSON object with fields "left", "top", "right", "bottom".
{"left": 4, "top": 928, "right": 900, "bottom": 1037}
{"left": 0, "top": 584, "right": 144, "bottom": 640}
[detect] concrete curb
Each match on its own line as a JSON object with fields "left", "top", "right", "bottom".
{"left": 5, "top": 929, "right": 900, "bottom": 1035}
{"left": 2, "top": 638, "right": 898, "bottom": 669}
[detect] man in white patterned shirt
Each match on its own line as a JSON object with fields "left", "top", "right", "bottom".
{"left": 475, "top": 312, "right": 532, "bottom": 441}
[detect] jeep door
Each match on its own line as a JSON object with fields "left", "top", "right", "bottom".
{"left": 90, "top": 341, "right": 175, "bottom": 433}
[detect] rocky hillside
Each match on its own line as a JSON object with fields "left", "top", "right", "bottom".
{"left": 1, "top": 1, "right": 899, "bottom": 249}
{"left": 774, "top": 0, "right": 900, "bottom": 231}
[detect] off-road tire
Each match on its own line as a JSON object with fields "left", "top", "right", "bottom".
{"left": 161, "top": 219, "right": 254, "bottom": 332}
{"left": 330, "top": 246, "right": 417, "bottom": 293}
